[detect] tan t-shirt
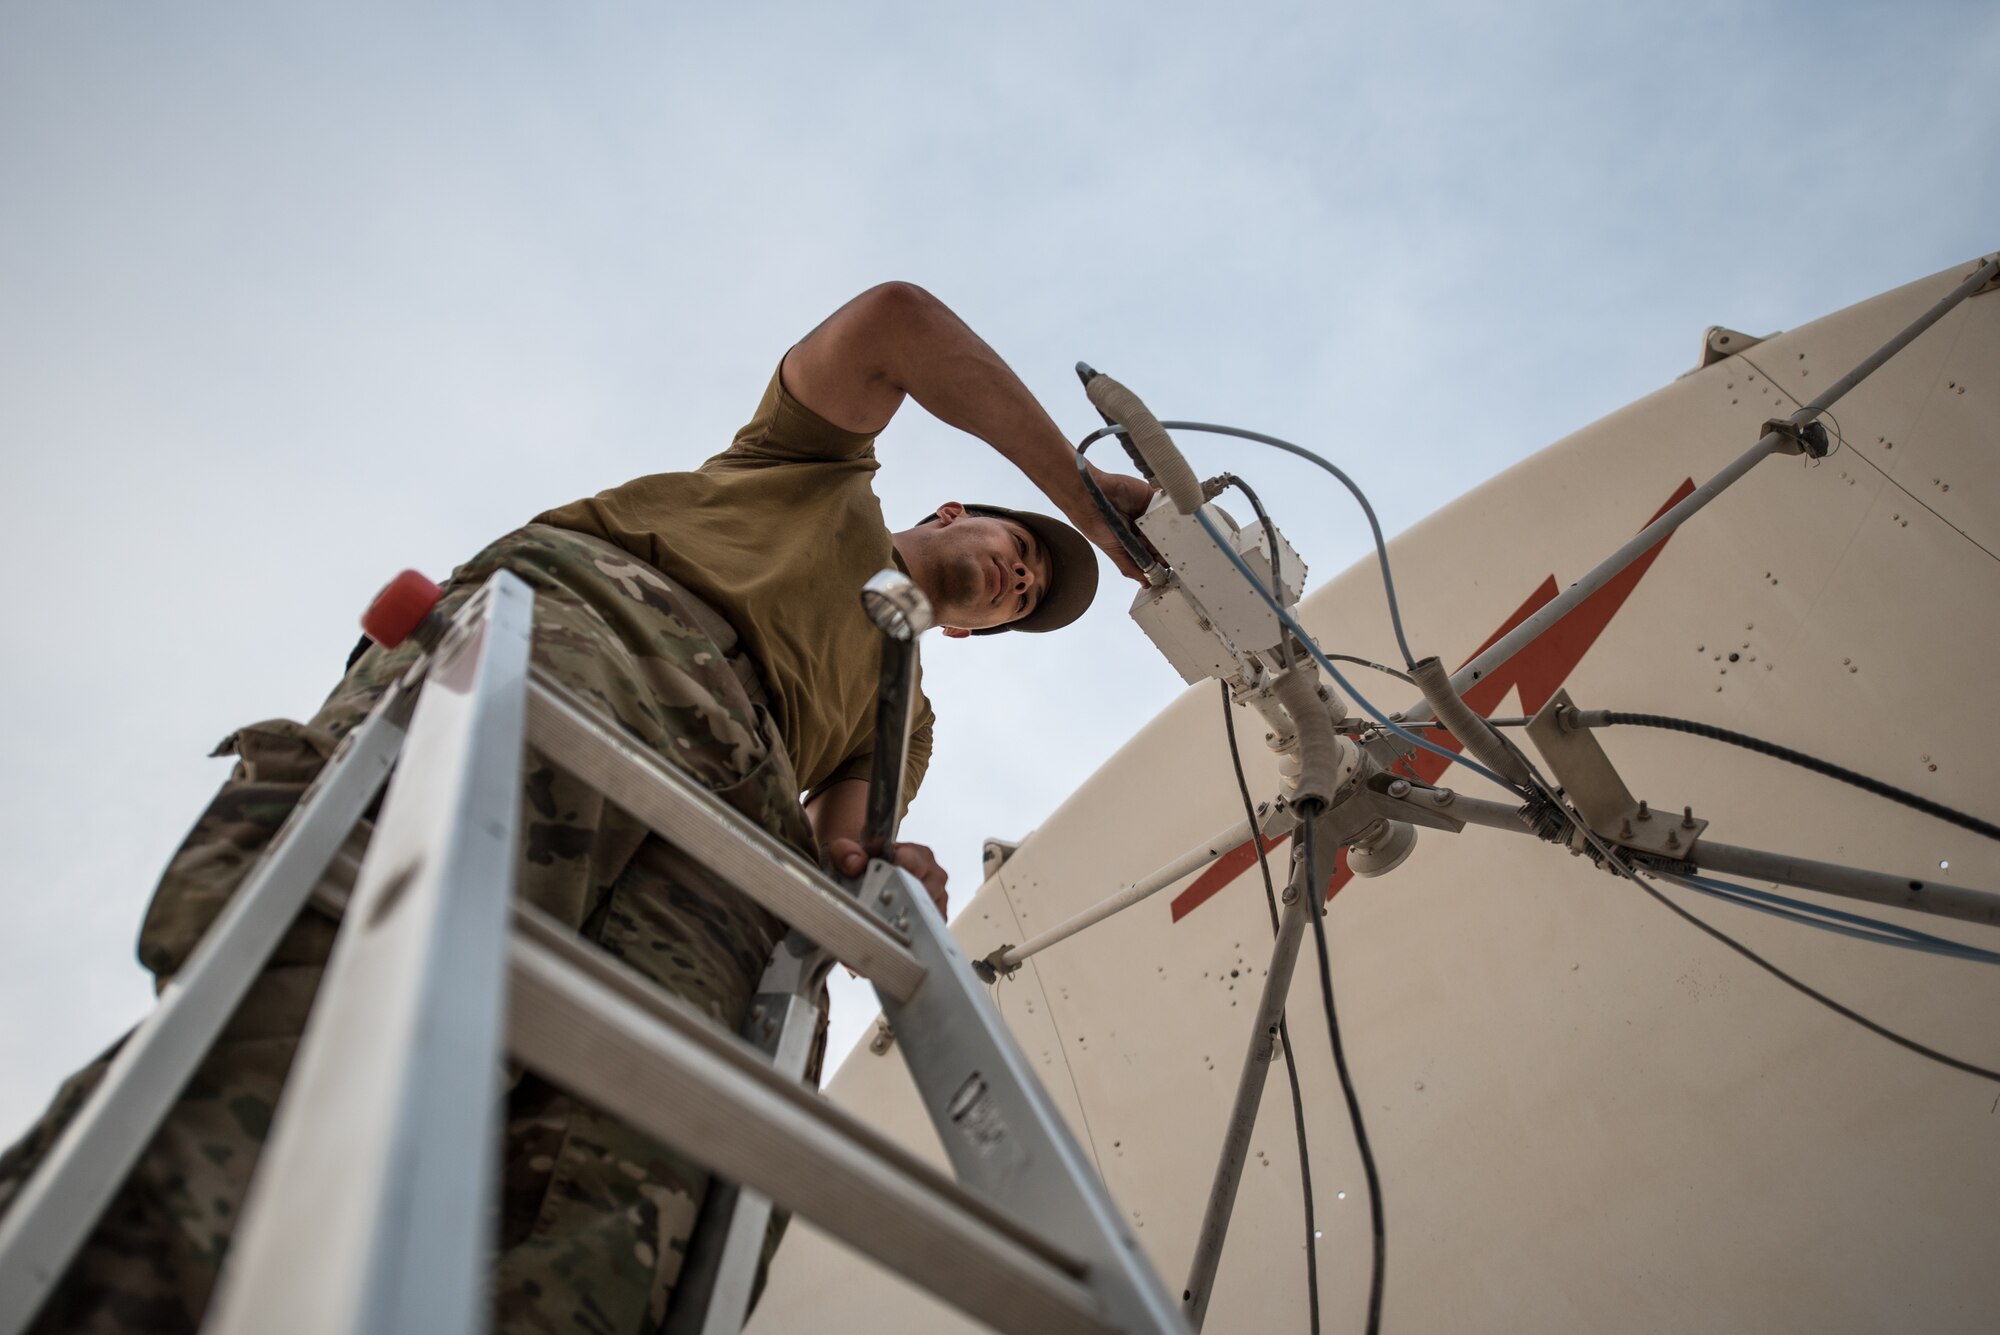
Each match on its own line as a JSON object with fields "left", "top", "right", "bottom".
{"left": 536, "top": 365, "right": 934, "bottom": 807}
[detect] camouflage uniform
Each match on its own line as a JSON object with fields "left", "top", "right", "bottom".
{"left": 0, "top": 524, "right": 829, "bottom": 1334}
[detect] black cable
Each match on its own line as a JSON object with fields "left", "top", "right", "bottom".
{"left": 1075, "top": 402, "right": 1164, "bottom": 483}
{"left": 1300, "top": 814, "right": 1386, "bottom": 1335}
{"left": 1071, "top": 443, "right": 1158, "bottom": 574}
{"left": 1326, "top": 653, "right": 1416, "bottom": 686}
{"left": 1533, "top": 770, "right": 2000, "bottom": 1084}
{"left": 1215, "top": 473, "right": 1293, "bottom": 669}
{"left": 1659, "top": 871, "right": 2000, "bottom": 967}
{"left": 1273, "top": 1022, "right": 1318, "bottom": 1322}
{"left": 1504, "top": 732, "right": 2000, "bottom": 1133}
{"left": 1596, "top": 712, "right": 2000, "bottom": 845}
{"left": 1219, "top": 683, "right": 1319, "bottom": 1332}
{"left": 1469, "top": 673, "right": 2000, "bottom": 1085}
{"left": 1631, "top": 872, "right": 2000, "bottom": 1083}
{"left": 1076, "top": 415, "right": 1157, "bottom": 484}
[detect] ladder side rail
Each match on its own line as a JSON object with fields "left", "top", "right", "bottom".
{"left": 662, "top": 932, "right": 829, "bottom": 1335}
{"left": 0, "top": 687, "right": 414, "bottom": 1335}
{"left": 866, "top": 860, "right": 1191, "bottom": 1334}
{"left": 204, "top": 573, "right": 536, "bottom": 1335}
{"left": 506, "top": 907, "right": 1112, "bottom": 1335}
{"left": 524, "top": 673, "right": 927, "bottom": 1002}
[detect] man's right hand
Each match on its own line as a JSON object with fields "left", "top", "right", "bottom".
{"left": 825, "top": 837, "right": 950, "bottom": 921}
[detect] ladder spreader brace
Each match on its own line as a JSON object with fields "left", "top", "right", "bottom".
{"left": 0, "top": 570, "right": 1186, "bottom": 1335}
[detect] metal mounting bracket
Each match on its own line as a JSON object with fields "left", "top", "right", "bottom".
{"left": 982, "top": 837, "right": 1021, "bottom": 878}
{"left": 1697, "top": 325, "right": 1769, "bottom": 368}
{"left": 1525, "top": 689, "right": 1706, "bottom": 860}
{"left": 1763, "top": 416, "right": 1832, "bottom": 458}
{"left": 1970, "top": 253, "right": 1999, "bottom": 296}
{"left": 1322, "top": 773, "right": 1467, "bottom": 844}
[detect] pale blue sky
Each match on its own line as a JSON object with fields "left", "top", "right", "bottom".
{"left": 2, "top": 0, "right": 1994, "bottom": 1136}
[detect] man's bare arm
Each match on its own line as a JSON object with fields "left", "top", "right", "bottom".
{"left": 782, "top": 282, "right": 1154, "bottom": 579}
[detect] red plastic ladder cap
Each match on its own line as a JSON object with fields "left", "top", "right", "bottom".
{"left": 361, "top": 569, "right": 443, "bottom": 649}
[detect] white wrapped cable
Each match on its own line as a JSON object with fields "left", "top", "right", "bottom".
{"left": 1080, "top": 367, "right": 1202, "bottom": 515}
{"left": 1273, "top": 667, "right": 1341, "bottom": 810}
{"left": 1407, "top": 655, "right": 1535, "bottom": 790}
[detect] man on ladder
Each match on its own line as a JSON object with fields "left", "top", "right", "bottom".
{"left": 0, "top": 281, "right": 1156, "bottom": 1334}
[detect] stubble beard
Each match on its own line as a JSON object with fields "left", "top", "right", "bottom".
{"left": 935, "top": 549, "right": 986, "bottom": 625}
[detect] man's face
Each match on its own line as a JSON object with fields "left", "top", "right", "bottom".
{"left": 923, "top": 502, "right": 1053, "bottom": 637}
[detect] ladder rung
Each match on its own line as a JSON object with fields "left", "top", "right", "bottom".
{"left": 525, "top": 673, "right": 929, "bottom": 1003}
{"left": 507, "top": 908, "right": 1113, "bottom": 1335}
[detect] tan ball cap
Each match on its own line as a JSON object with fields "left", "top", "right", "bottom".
{"left": 920, "top": 504, "right": 1100, "bottom": 634}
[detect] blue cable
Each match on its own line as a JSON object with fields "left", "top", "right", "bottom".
{"left": 1677, "top": 874, "right": 1970, "bottom": 944}
{"left": 1080, "top": 410, "right": 1519, "bottom": 792}
{"left": 1080, "top": 419, "right": 1419, "bottom": 668}
{"left": 1661, "top": 872, "right": 2000, "bottom": 967}
{"left": 1191, "top": 507, "right": 1527, "bottom": 796}
{"left": 1161, "top": 420, "right": 1418, "bottom": 670}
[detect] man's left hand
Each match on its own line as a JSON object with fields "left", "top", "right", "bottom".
{"left": 826, "top": 838, "right": 950, "bottom": 920}
{"left": 1075, "top": 467, "right": 1158, "bottom": 581}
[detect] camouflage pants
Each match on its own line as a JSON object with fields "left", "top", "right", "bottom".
{"left": 0, "top": 524, "right": 829, "bottom": 1334}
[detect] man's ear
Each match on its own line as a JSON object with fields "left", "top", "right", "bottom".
{"left": 941, "top": 625, "right": 971, "bottom": 639}
{"left": 934, "top": 501, "right": 967, "bottom": 525}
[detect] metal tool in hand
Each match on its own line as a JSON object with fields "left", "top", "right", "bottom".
{"left": 859, "top": 568, "right": 933, "bottom": 859}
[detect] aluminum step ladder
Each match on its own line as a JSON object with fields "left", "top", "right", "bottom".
{"left": 0, "top": 568, "right": 1186, "bottom": 1335}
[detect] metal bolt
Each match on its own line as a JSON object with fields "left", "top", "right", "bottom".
{"left": 1387, "top": 779, "right": 1412, "bottom": 799}
{"left": 1636, "top": 800, "right": 1650, "bottom": 821}
{"left": 1429, "top": 787, "right": 1455, "bottom": 806}
{"left": 1665, "top": 831, "right": 1680, "bottom": 851}
{"left": 878, "top": 888, "right": 894, "bottom": 907}
{"left": 1619, "top": 819, "right": 1634, "bottom": 840}
{"left": 1681, "top": 805, "right": 1696, "bottom": 830}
